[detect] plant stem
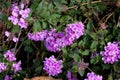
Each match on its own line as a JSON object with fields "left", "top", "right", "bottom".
{"left": 15, "top": 29, "right": 22, "bottom": 55}
{"left": 87, "top": 67, "right": 93, "bottom": 72}
{"left": 81, "top": 0, "right": 102, "bottom": 6}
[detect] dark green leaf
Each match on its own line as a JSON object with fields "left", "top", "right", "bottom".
{"left": 102, "top": 64, "right": 110, "bottom": 70}
{"left": 90, "top": 41, "right": 97, "bottom": 49}
{"left": 78, "top": 70, "right": 85, "bottom": 77}
{"left": 71, "top": 43, "right": 77, "bottom": 48}
{"left": 71, "top": 64, "right": 78, "bottom": 72}
{"left": 24, "top": 46, "right": 33, "bottom": 53}
{"left": 69, "top": 53, "right": 80, "bottom": 62}
{"left": 79, "top": 50, "right": 89, "bottom": 56}
{"left": 35, "top": 66, "right": 42, "bottom": 74}
{"left": 0, "top": 13, "right": 8, "bottom": 21}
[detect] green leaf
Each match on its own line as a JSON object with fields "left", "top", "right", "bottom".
{"left": 113, "top": 26, "right": 118, "bottom": 36}
{"left": 90, "top": 55, "right": 101, "bottom": 64}
{"left": 90, "top": 58, "right": 96, "bottom": 64}
{"left": 88, "top": 32, "right": 97, "bottom": 40}
{"left": 69, "top": 53, "right": 80, "bottom": 62}
{"left": 0, "top": 53, "right": 3, "bottom": 62}
{"left": 42, "top": 22, "right": 47, "bottom": 29}
{"left": 0, "top": 1, "right": 11, "bottom": 8}
{"left": 80, "top": 50, "right": 89, "bottom": 56}
{"left": 49, "top": 13, "right": 61, "bottom": 24}
{"left": 90, "top": 41, "right": 97, "bottom": 50}
{"left": 78, "top": 40, "right": 85, "bottom": 48}
{"left": 117, "top": 34, "right": 120, "bottom": 41}
{"left": 86, "top": 20, "right": 93, "bottom": 31}
{"left": 78, "top": 70, "right": 85, "bottom": 77}
{"left": 113, "top": 62, "right": 119, "bottom": 72}
{"left": 36, "top": 1, "right": 44, "bottom": 13}
{"left": 35, "top": 66, "right": 42, "bottom": 74}
{"left": 102, "top": 64, "right": 110, "bottom": 70}
{"left": 33, "top": 20, "right": 41, "bottom": 32}
{"left": 94, "top": 3, "right": 107, "bottom": 12}
{"left": 92, "top": 66, "right": 101, "bottom": 73}
{"left": 62, "top": 47, "right": 68, "bottom": 61}
{"left": 12, "top": 25, "right": 20, "bottom": 33}
{"left": 108, "top": 74, "right": 113, "bottom": 80}
{"left": 30, "top": 0, "right": 40, "bottom": 12}
{"left": 71, "top": 64, "right": 78, "bottom": 72}
{"left": 24, "top": 39, "right": 31, "bottom": 45}
{"left": 71, "top": 43, "right": 77, "bottom": 48}
{"left": 105, "top": 35, "right": 113, "bottom": 42}
{"left": 24, "top": 46, "right": 33, "bottom": 53}
{"left": 60, "top": 15, "right": 72, "bottom": 23}
{"left": 0, "top": 13, "right": 8, "bottom": 21}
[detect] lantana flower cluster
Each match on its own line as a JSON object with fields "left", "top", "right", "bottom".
{"left": 84, "top": 72, "right": 102, "bottom": 80}
{"left": 28, "top": 22, "right": 84, "bottom": 52}
{"left": 43, "top": 55, "right": 63, "bottom": 76}
{"left": 8, "top": 3, "right": 30, "bottom": 28}
{"left": 5, "top": 31, "right": 18, "bottom": 43}
{"left": 100, "top": 42, "right": 120, "bottom": 64}
{"left": 4, "top": 50, "right": 16, "bottom": 62}
{"left": 0, "top": 50, "right": 22, "bottom": 76}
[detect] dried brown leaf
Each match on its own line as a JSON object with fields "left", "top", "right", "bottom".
{"left": 24, "top": 76, "right": 63, "bottom": 80}
{"left": 116, "top": 0, "right": 120, "bottom": 8}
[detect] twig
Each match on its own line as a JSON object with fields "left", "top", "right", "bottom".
{"left": 104, "top": 12, "right": 114, "bottom": 23}
{"left": 68, "top": 5, "right": 78, "bottom": 10}
{"left": 15, "top": 28, "right": 32, "bottom": 56}
{"left": 87, "top": 67, "right": 93, "bottom": 72}
{"left": 57, "top": 51, "right": 62, "bottom": 60}
{"left": 83, "top": 18, "right": 89, "bottom": 24}
{"left": 15, "top": 29, "right": 22, "bottom": 55}
{"left": 81, "top": 0, "right": 102, "bottom": 6}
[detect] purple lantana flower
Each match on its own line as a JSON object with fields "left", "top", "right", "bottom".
{"left": 100, "top": 42, "right": 120, "bottom": 64}
{"left": 4, "top": 50, "right": 16, "bottom": 62}
{"left": 0, "top": 62, "right": 6, "bottom": 73}
{"left": 12, "top": 61, "right": 22, "bottom": 73}
{"left": 43, "top": 55, "right": 63, "bottom": 76}
{"left": 8, "top": 3, "right": 30, "bottom": 29}
{"left": 84, "top": 72, "right": 102, "bottom": 80}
